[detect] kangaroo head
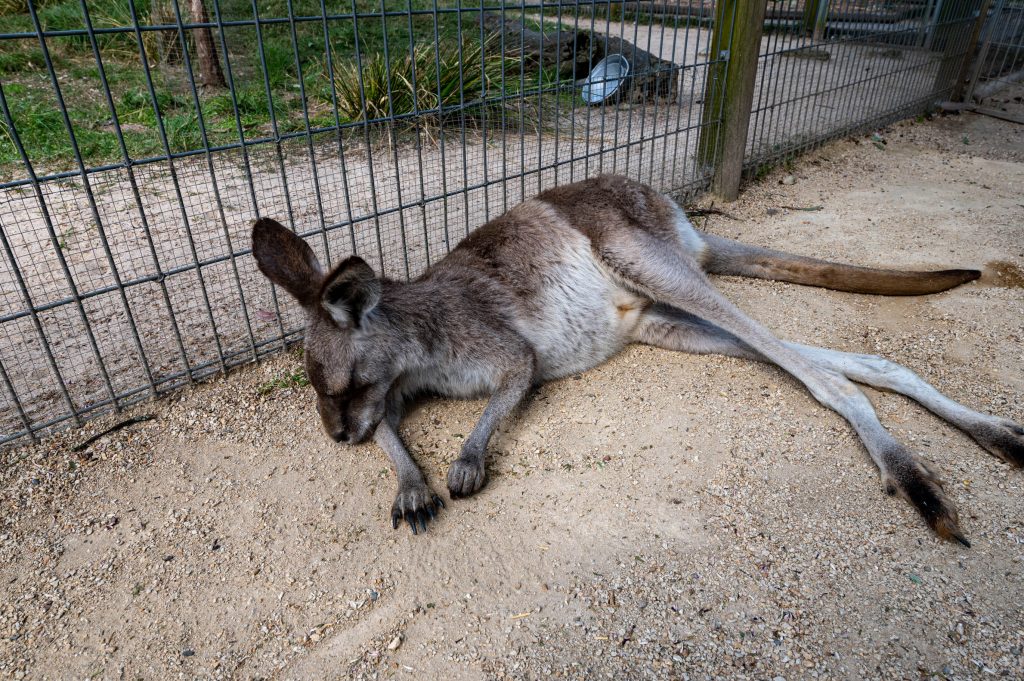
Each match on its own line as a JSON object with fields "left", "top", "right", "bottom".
{"left": 252, "top": 218, "right": 392, "bottom": 445}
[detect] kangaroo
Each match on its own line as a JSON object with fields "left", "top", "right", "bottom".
{"left": 252, "top": 174, "right": 1023, "bottom": 544}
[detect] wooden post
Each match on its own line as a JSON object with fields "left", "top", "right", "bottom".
{"left": 931, "top": 0, "right": 984, "bottom": 98}
{"left": 190, "top": 0, "right": 225, "bottom": 88}
{"left": 801, "top": 0, "right": 817, "bottom": 36}
{"left": 950, "top": 0, "right": 993, "bottom": 101}
{"left": 813, "top": 0, "right": 830, "bottom": 43}
{"left": 697, "top": 0, "right": 767, "bottom": 202}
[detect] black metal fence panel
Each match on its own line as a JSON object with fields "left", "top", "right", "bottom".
{"left": 746, "top": 0, "right": 985, "bottom": 168}
{"left": 0, "top": 1, "right": 724, "bottom": 446}
{"left": 965, "top": 0, "right": 1024, "bottom": 101}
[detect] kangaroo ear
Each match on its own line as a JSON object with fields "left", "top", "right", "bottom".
{"left": 321, "top": 257, "right": 381, "bottom": 329}
{"left": 251, "top": 218, "right": 323, "bottom": 307}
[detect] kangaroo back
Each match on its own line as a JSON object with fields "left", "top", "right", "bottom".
{"left": 700, "top": 233, "right": 980, "bottom": 295}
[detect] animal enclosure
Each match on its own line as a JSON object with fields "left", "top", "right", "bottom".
{"left": 0, "top": 0, "right": 1009, "bottom": 446}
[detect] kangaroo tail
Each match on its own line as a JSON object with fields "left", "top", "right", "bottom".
{"left": 700, "top": 233, "right": 980, "bottom": 296}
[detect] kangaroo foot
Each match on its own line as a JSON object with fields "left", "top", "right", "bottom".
{"left": 969, "top": 417, "right": 1024, "bottom": 467}
{"left": 883, "top": 456, "right": 969, "bottom": 547}
{"left": 391, "top": 482, "right": 444, "bottom": 535}
{"left": 447, "top": 455, "right": 486, "bottom": 499}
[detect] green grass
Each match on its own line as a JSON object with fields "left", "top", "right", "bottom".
{"left": 0, "top": 0, "right": 569, "bottom": 176}
{"left": 256, "top": 366, "right": 310, "bottom": 396}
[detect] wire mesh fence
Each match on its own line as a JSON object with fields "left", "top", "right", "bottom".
{"left": 747, "top": 0, "right": 986, "bottom": 167}
{"left": 0, "top": 0, "right": 991, "bottom": 448}
{"left": 965, "top": 0, "right": 1024, "bottom": 101}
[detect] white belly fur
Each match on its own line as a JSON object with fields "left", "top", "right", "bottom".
{"left": 514, "top": 234, "right": 646, "bottom": 381}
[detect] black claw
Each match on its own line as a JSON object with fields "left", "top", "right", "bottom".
{"left": 433, "top": 494, "right": 446, "bottom": 509}
{"left": 417, "top": 509, "right": 427, "bottom": 533}
{"left": 405, "top": 510, "right": 417, "bottom": 535}
{"left": 427, "top": 504, "right": 436, "bottom": 519}
{"left": 391, "top": 512, "right": 399, "bottom": 530}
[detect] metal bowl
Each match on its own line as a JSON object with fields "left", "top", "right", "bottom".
{"left": 581, "top": 54, "right": 630, "bottom": 104}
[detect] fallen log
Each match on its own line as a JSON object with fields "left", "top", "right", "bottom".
{"left": 480, "top": 14, "right": 678, "bottom": 104}
{"left": 481, "top": 14, "right": 592, "bottom": 81}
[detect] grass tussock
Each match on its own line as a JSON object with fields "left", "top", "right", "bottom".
{"left": 324, "top": 34, "right": 533, "bottom": 131}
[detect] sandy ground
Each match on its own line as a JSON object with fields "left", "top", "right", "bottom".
{"left": 2, "top": 88, "right": 1024, "bottom": 679}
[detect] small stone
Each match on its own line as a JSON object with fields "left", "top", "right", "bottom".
{"left": 781, "top": 175, "right": 796, "bottom": 185}
{"left": 387, "top": 635, "right": 402, "bottom": 651}
{"left": 182, "top": 649, "right": 195, "bottom": 657}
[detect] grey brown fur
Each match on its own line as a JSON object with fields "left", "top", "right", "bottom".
{"left": 252, "top": 175, "right": 1022, "bottom": 542}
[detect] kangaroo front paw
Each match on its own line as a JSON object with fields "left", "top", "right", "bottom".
{"left": 447, "top": 455, "right": 486, "bottom": 499}
{"left": 883, "top": 458, "right": 969, "bottom": 547}
{"left": 391, "top": 483, "right": 445, "bottom": 535}
{"left": 970, "top": 417, "right": 1024, "bottom": 468}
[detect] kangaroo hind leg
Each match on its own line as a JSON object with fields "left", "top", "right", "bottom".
{"left": 791, "top": 344, "right": 1024, "bottom": 468}
{"left": 607, "top": 230, "right": 968, "bottom": 544}
{"left": 632, "top": 307, "right": 1024, "bottom": 468}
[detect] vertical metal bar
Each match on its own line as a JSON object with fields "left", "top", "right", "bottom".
{"left": 347, "top": 0, "right": 388, "bottom": 274}
{"left": 210, "top": 0, "right": 289, "bottom": 351}
{"left": 477, "top": 0, "right": 491, "bottom": 220}
{"left": 671, "top": 0, "right": 704, "bottom": 188}
{"left": 925, "top": 0, "right": 946, "bottom": 52}
{"left": 535, "top": 0, "right": 545, "bottom": 194}
{"left": 79, "top": 0, "right": 193, "bottom": 385}
{"left": 283, "top": 0, "right": 334, "bottom": 267}
{"left": 455, "top": 0, "right": 472, "bottom": 235}
{"left": 125, "top": 0, "right": 228, "bottom": 375}
{"left": 377, "top": 1, "right": 412, "bottom": 279}
{"left": 567, "top": 0, "right": 583, "bottom": 184}
{"left": 645, "top": 1, "right": 671, "bottom": 188}
{"left": 608, "top": 0, "right": 630, "bottom": 175}
{"left": 519, "top": 0, "right": 528, "bottom": 200}
{"left": 0, "top": 212, "right": 80, "bottom": 426}
{"left": 552, "top": 0, "right": 565, "bottom": 187}
{"left": 658, "top": 0, "right": 685, "bottom": 190}
{"left": 499, "top": 2, "right": 510, "bottom": 211}
{"left": 249, "top": 0, "right": 299, "bottom": 239}
{"left": 169, "top": 0, "right": 259, "bottom": 363}
{"left": 820, "top": 0, "right": 858, "bottom": 142}
{"left": 430, "top": 0, "right": 452, "bottom": 254}
{"left": 404, "top": 0, "right": 432, "bottom": 270}
{"left": 316, "top": 0, "right": 360, "bottom": 257}
{"left": 582, "top": 1, "right": 599, "bottom": 178}
{"left": 622, "top": 0, "right": 648, "bottom": 179}
{"left": 0, "top": 355, "right": 34, "bottom": 442}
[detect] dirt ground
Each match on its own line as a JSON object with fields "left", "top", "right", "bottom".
{"left": 2, "top": 87, "right": 1024, "bottom": 679}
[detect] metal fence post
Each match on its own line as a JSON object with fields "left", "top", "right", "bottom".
{"left": 932, "top": 0, "right": 986, "bottom": 97}
{"left": 697, "top": 0, "right": 767, "bottom": 202}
